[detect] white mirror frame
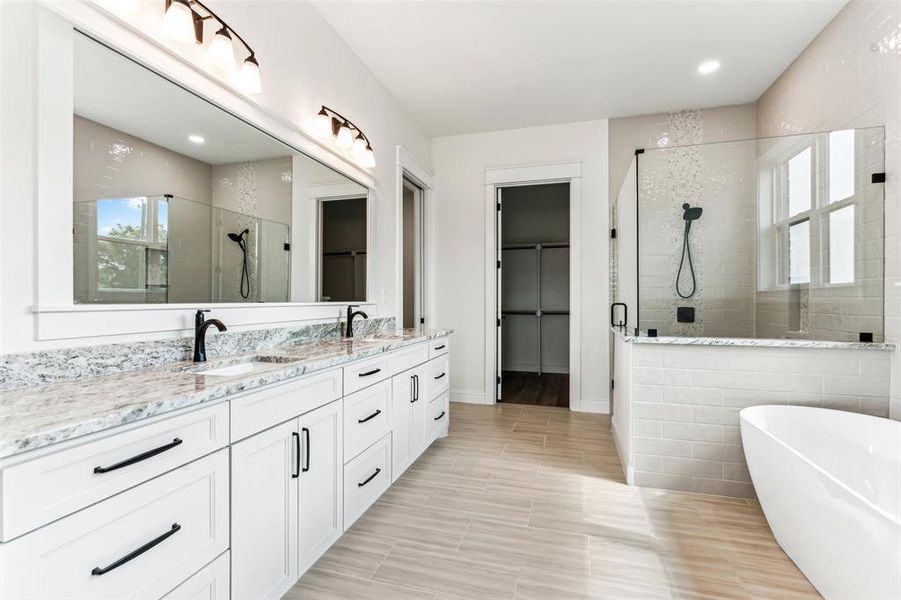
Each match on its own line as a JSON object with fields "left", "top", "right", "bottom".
{"left": 32, "top": 1, "right": 377, "bottom": 342}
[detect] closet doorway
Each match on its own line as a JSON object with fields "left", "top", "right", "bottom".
{"left": 319, "top": 196, "right": 367, "bottom": 301}
{"left": 402, "top": 178, "right": 426, "bottom": 328}
{"left": 497, "top": 183, "right": 570, "bottom": 407}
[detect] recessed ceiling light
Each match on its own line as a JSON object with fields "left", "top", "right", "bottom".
{"left": 188, "top": 134, "right": 205, "bottom": 144}
{"left": 697, "top": 60, "right": 721, "bottom": 75}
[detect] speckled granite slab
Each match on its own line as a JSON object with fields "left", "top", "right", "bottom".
{"left": 0, "top": 328, "right": 451, "bottom": 460}
{"left": 0, "top": 317, "right": 394, "bottom": 392}
{"left": 611, "top": 327, "right": 894, "bottom": 351}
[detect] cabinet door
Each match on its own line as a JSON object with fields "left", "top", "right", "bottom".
{"left": 391, "top": 370, "right": 416, "bottom": 479}
{"left": 298, "top": 400, "right": 343, "bottom": 575}
{"left": 231, "top": 420, "right": 299, "bottom": 600}
{"left": 408, "top": 365, "right": 429, "bottom": 460}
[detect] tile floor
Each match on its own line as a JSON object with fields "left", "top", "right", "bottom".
{"left": 287, "top": 402, "right": 821, "bottom": 599}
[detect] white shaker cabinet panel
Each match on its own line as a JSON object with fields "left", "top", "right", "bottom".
{"left": 230, "top": 421, "right": 299, "bottom": 600}
{"left": 391, "top": 366, "right": 428, "bottom": 481}
{"left": 0, "top": 450, "right": 229, "bottom": 600}
{"left": 161, "top": 551, "right": 230, "bottom": 600}
{"left": 298, "top": 400, "right": 343, "bottom": 576}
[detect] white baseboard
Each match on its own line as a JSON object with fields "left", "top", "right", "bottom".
{"left": 450, "top": 389, "right": 487, "bottom": 404}
{"left": 579, "top": 396, "right": 610, "bottom": 414}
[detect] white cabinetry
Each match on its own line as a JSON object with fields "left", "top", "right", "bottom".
{"left": 298, "top": 400, "right": 344, "bottom": 575}
{"left": 230, "top": 420, "right": 299, "bottom": 600}
{"left": 391, "top": 364, "right": 428, "bottom": 480}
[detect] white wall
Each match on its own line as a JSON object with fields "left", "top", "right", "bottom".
{"left": 0, "top": 0, "right": 431, "bottom": 353}
{"left": 756, "top": 0, "right": 901, "bottom": 418}
{"left": 431, "top": 120, "right": 609, "bottom": 408}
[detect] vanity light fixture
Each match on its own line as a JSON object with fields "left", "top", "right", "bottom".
{"left": 162, "top": 0, "right": 262, "bottom": 94}
{"left": 315, "top": 106, "right": 376, "bottom": 168}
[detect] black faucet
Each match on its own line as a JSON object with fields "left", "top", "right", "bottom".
{"left": 345, "top": 305, "right": 368, "bottom": 338}
{"left": 193, "top": 310, "right": 227, "bottom": 363}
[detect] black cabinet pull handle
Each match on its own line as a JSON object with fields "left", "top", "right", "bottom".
{"left": 292, "top": 431, "right": 300, "bottom": 478}
{"left": 358, "top": 409, "right": 382, "bottom": 424}
{"left": 358, "top": 468, "right": 381, "bottom": 487}
{"left": 302, "top": 427, "right": 310, "bottom": 473}
{"left": 434, "top": 411, "right": 446, "bottom": 421}
{"left": 410, "top": 375, "right": 418, "bottom": 403}
{"left": 94, "top": 438, "right": 183, "bottom": 474}
{"left": 414, "top": 374, "right": 419, "bottom": 402}
{"left": 434, "top": 344, "right": 446, "bottom": 350}
{"left": 91, "top": 523, "right": 181, "bottom": 576}
{"left": 434, "top": 372, "right": 446, "bottom": 380}
{"left": 359, "top": 368, "right": 381, "bottom": 377}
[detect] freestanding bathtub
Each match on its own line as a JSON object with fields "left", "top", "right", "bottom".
{"left": 740, "top": 405, "right": 901, "bottom": 599}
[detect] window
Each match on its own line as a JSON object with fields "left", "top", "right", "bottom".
{"left": 829, "top": 206, "right": 854, "bottom": 284}
{"left": 828, "top": 130, "right": 855, "bottom": 204}
{"left": 789, "top": 220, "right": 810, "bottom": 284}
{"left": 787, "top": 147, "right": 812, "bottom": 216}
{"left": 94, "top": 197, "right": 169, "bottom": 293}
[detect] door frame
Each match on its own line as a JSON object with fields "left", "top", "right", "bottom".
{"left": 395, "top": 146, "right": 435, "bottom": 328}
{"left": 484, "top": 162, "right": 582, "bottom": 411}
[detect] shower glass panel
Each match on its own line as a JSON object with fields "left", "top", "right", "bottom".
{"left": 635, "top": 126, "right": 884, "bottom": 342}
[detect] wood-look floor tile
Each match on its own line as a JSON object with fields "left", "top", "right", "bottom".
{"left": 374, "top": 540, "right": 518, "bottom": 600}
{"left": 292, "top": 402, "right": 821, "bottom": 600}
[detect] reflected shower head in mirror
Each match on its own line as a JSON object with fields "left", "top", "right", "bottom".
{"left": 227, "top": 229, "right": 250, "bottom": 299}
{"left": 682, "top": 203, "right": 703, "bottom": 221}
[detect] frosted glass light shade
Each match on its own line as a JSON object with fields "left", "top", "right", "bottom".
{"left": 208, "top": 28, "right": 236, "bottom": 68}
{"left": 315, "top": 111, "right": 331, "bottom": 137}
{"left": 163, "top": 0, "right": 195, "bottom": 43}
{"left": 362, "top": 146, "right": 376, "bottom": 168}
{"left": 336, "top": 123, "right": 354, "bottom": 148}
{"left": 352, "top": 135, "right": 367, "bottom": 159}
{"left": 239, "top": 57, "right": 262, "bottom": 94}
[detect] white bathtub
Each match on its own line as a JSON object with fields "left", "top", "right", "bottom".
{"left": 740, "top": 405, "right": 901, "bottom": 599}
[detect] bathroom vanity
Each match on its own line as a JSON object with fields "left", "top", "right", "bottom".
{"left": 0, "top": 330, "right": 451, "bottom": 600}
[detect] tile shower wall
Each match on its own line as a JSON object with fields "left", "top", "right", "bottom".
{"left": 756, "top": 0, "right": 900, "bottom": 418}
{"left": 629, "top": 342, "right": 891, "bottom": 498}
{"left": 637, "top": 112, "right": 757, "bottom": 337}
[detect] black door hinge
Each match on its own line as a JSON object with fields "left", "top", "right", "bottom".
{"left": 496, "top": 202, "right": 501, "bottom": 211}
{"left": 610, "top": 228, "right": 617, "bottom": 239}
{"left": 496, "top": 318, "right": 501, "bottom": 327}
{"left": 283, "top": 242, "right": 291, "bottom": 251}
{"left": 610, "top": 379, "right": 615, "bottom": 390}
{"left": 872, "top": 172, "right": 886, "bottom": 184}
{"left": 497, "top": 260, "right": 501, "bottom": 269}
{"left": 497, "top": 375, "right": 501, "bottom": 384}
{"left": 420, "top": 317, "right": 425, "bottom": 324}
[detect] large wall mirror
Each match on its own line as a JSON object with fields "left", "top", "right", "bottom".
{"left": 72, "top": 33, "right": 369, "bottom": 305}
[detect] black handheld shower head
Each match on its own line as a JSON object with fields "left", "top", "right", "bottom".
{"left": 227, "top": 229, "right": 249, "bottom": 244}
{"left": 682, "top": 203, "right": 703, "bottom": 221}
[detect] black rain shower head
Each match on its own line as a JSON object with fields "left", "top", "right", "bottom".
{"left": 227, "top": 229, "right": 249, "bottom": 244}
{"left": 682, "top": 203, "right": 703, "bottom": 221}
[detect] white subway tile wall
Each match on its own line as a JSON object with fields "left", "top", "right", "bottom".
{"left": 630, "top": 343, "right": 891, "bottom": 498}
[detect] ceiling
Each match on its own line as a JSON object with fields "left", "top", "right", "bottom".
{"left": 312, "top": 0, "right": 847, "bottom": 136}
{"left": 74, "top": 33, "right": 349, "bottom": 185}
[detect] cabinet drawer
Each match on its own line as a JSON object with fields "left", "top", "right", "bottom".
{"left": 0, "top": 450, "right": 229, "bottom": 600}
{"left": 343, "top": 380, "right": 391, "bottom": 462}
{"left": 344, "top": 434, "right": 392, "bottom": 529}
{"left": 428, "top": 337, "right": 450, "bottom": 360}
{"left": 429, "top": 392, "right": 450, "bottom": 443}
{"left": 343, "top": 354, "right": 392, "bottom": 395}
{"left": 231, "top": 369, "right": 342, "bottom": 442}
{"left": 424, "top": 355, "right": 450, "bottom": 401}
{"left": 390, "top": 344, "right": 429, "bottom": 374}
{"left": 0, "top": 402, "right": 229, "bottom": 542}
{"left": 161, "top": 551, "right": 229, "bottom": 600}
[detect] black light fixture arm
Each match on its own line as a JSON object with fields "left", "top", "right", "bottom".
{"left": 318, "top": 105, "right": 372, "bottom": 147}
{"left": 166, "top": 0, "right": 257, "bottom": 60}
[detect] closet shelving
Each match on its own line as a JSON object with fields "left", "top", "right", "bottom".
{"left": 501, "top": 241, "right": 569, "bottom": 376}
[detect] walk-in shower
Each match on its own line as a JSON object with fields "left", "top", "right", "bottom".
{"left": 611, "top": 126, "right": 885, "bottom": 342}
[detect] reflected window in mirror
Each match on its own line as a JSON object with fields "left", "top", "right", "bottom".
{"left": 319, "top": 197, "right": 367, "bottom": 302}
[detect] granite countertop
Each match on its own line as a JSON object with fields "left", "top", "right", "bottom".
{"left": 610, "top": 327, "right": 895, "bottom": 351}
{"left": 0, "top": 328, "right": 452, "bottom": 460}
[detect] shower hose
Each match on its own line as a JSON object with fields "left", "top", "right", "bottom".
{"left": 239, "top": 252, "right": 250, "bottom": 299}
{"left": 676, "top": 220, "right": 697, "bottom": 299}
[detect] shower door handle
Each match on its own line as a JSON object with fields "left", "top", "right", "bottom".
{"left": 610, "top": 303, "right": 628, "bottom": 329}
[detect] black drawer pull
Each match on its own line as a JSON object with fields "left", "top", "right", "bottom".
{"left": 434, "top": 344, "right": 446, "bottom": 351}
{"left": 434, "top": 372, "right": 446, "bottom": 380}
{"left": 434, "top": 411, "right": 446, "bottom": 421}
{"left": 358, "top": 468, "right": 381, "bottom": 487}
{"left": 358, "top": 409, "right": 382, "bottom": 424}
{"left": 94, "top": 438, "right": 183, "bottom": 474}
{"left": 302, "top": 427, "right": 311, "bottom": 473}
{"left": 91, "top": 523, "right": 181, "bottom": 576}
{"left": 359, "top": 368, "right": 382, "bottom": 377}
{"left": 292, "top": 432, "right": 301, "bottom": 478}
